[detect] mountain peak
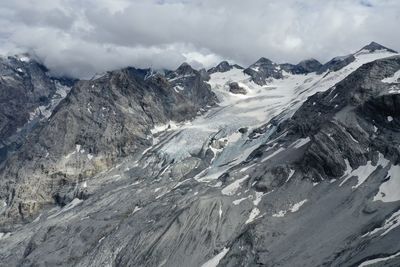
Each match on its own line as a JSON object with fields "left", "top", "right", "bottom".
{"left": 255, "top": 57, "right": 274, "bottom": 65}
{"left": 217, "top": 61, "right": 230, "bottom": 67}
{"left": 175, "top": 62, "right": 195, "bottom": 74}
{"left": 207, "top": 61, "right": 232, "bottom": 74}
{"left": 298, "top": 58, "right": 321, "bottom": 65}
{"left": 295, "top": 58, "right": 322, "bottom": 73}
{"left": 177, "top": 62, "right": 192, "bottom": 69}
{"left": 358, "top": 41, "right": 397, "bottom": 54}
{"left": 207, "top": 61, "right": 243, "bottom": 74}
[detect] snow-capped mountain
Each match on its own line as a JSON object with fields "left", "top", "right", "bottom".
{"left": 0, "top": 42, "right": 399, "bottom": 267}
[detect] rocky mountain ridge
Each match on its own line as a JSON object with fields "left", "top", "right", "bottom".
{"left": 0, "top": 42, "right": 399, "bottom": 267}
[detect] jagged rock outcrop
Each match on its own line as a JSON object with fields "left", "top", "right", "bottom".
{"left": 244, "top": 57, "right": 283, "bottom": 85}
{"left": 228, "top": 82, "right": 247, "bottom": 95}
{"left": 358, "top": 41, "right": 398, "bottom": 54}
{"left": 264, "top": 56, "right": 400, "bottom": 181}
{"left": 317, "top": 54, "right": 356, "bottom": 74}
{"left": 0, "top": 64, "right": 217, "bottom": 223}
{"left": 208, "top": 61, "right": 243, "bottom": 74}
{"left": 280, "top": 58, "right": 322, "bottom": 74}
{"left": 166, "top": 63, "right": 217, "bottom": 110}
{"left": 0, "top": 55, "right": 75, "bottom": 162}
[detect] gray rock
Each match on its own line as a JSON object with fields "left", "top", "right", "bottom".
{"left": 228, "top": 82, "right": 247, "bottom": 95}
{"left": 208, "top": 61, "right": 243, "bottom": 74}
{"left": 317, "top": 54, "right": 356, "bottom": 74}
{"left": 358, "top": 41, "right": 398, "bottom": 54}
{"left": 0, "top": 55, "right": 76, "bottom": 163}
{"left": 0, "top": 64, "right": 217, "bottom": 223}
{"left": 244, "top": 57, "right": 283, "bottom": 85}
{"left": 280, "top": 58, "right": 322, "bottom": 74}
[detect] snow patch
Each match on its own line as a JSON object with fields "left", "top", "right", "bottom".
{"left": 201, "top": 247, "right": 230, "bottom": 267}
{"left": 168, "top": 74, "right": 196, "bottom": 82}
{"left": 363, "top": 209, "right": 400, "bottom": 237}
{"left": 253, "top": 191, "right": 264, "bottom": 206}
{"left": 261, "top": 147, "right": 285, "bottom": 162}
{"left": 358, "top": 251, "right": 400, "bottom": 267}
{"left": 151, "top": 121, "right": 179, "bottom": 134}
{"left": 221, "top": 175, "right": 249, "bottom": 196}
{"left": 382, "top": 70, "right": 400, "bottom": 84}
{"left": 64, "top": 151, "right": 76, "bottom": 159}
{"left": 48, "top": 198, "right": 83, "bottom": 219}
{"left": 245, "top": 207, "right": 261, "bottom": 224}
{"left": 28, "top": 82, "right": 71, "bottom": 122}
{"left": 340, "top": 154, "right": 389, "bottom": 188}
{"left": 273, "top": 199, "right": 308, "bottom": 217}
{"left": 290, "top": 137, "right": 310, "bottom": 149}
{"left": 19, "top": 56, "right": 30, "bottom": 62}
{"left": 239, "top": 163, "right": 256, "bottom": 173}
{"left": 374, "top": 165, "right": 400, "bottom": 202}
{"left": 290, "top": 199, "right": 308, "bottom": 212}
{"left": 0, "top": 232, "right": 11, "bottom": 239}
{"left": 233, "top": 197, "right": 249, "bottom": 205}
{"left": 272, "top": 210, "right": 286, "bottom": 218}
{"left": 131, "top": 206, "right": 142, "bottom": 215}
{"left": 154, "top": 187, "right": 162, "bottom": 193}
{"left": 173, "top": 85, "right": 184, "bottom": 93}
{"left": 63, "top": 198, "right": 83, "bottom": 212}
{"left": 285, "top": 169, "right": 295, "bottom": 183}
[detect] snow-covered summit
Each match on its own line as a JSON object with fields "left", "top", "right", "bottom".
{"left": 357, "top": 41, "right": 398, "bottom": 54}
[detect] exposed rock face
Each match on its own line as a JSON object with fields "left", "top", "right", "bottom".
{"left": 244, "top": 57, "right": 283, "bottom": 85}
{"left": 359, "top": 41, "right": 398, "bottom": 54}
{"left": 317, "top": 54, "right": 356, "bottom": 74}
{"left": 0, "top": 64, "right": 217, "bottom": 223}
{"left": 0, "top": 55, "right": 75, "bottom": 163}
{"left": 208, "top": 61, "right": 244, "bottom": 74}
{"left": 0, "top": 56, "right": 51, "bottom": 140}
{"left": 0, "top": 44, "right": 400, "bottom": 267}
{"left": 273, "top": 56, "right": 400, "bottom": 181}
{"left": 315, "top": 42, "right": 398, "bottom": 76}
{"left": 222, "top": 55, "right": 400, "bottom": 266}
{"left": 280, "top": 58, "right": 323, "bottom": 74}
{"left": 228, "top": 82, "right": 247, "bottom": 95}
{"left": 296, "top": 58, "right": 323, "bottom": 73}
{"left": 208, "top": 61, "right": 231, "bottom": 74}
{"left": 166, "top": 63, "right": 217, "bottom": 110}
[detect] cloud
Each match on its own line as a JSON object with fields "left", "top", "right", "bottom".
{"left": 0, "top": 0, "right": 399, "bottom": 78}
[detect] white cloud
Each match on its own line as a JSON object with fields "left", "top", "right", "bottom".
{"left": 0, "top": 0, "right": 399, "bottom": 78}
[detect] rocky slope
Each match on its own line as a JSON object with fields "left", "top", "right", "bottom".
{"left": 0, "top": 42, "right": 399, "bottom": 267}
{"left": 0, "top": 54, "right": 75, "bottom": 163}
{"left": 0, "top": 64, "right": 217, "bottom": 223}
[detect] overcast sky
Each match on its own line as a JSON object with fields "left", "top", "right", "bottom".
{"left": 0, "top": 0, "right": 399, "bottom": 78}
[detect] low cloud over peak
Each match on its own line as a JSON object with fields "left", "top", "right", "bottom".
{"left": 0, "top": 0, "right": 399, "bottom": 78}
